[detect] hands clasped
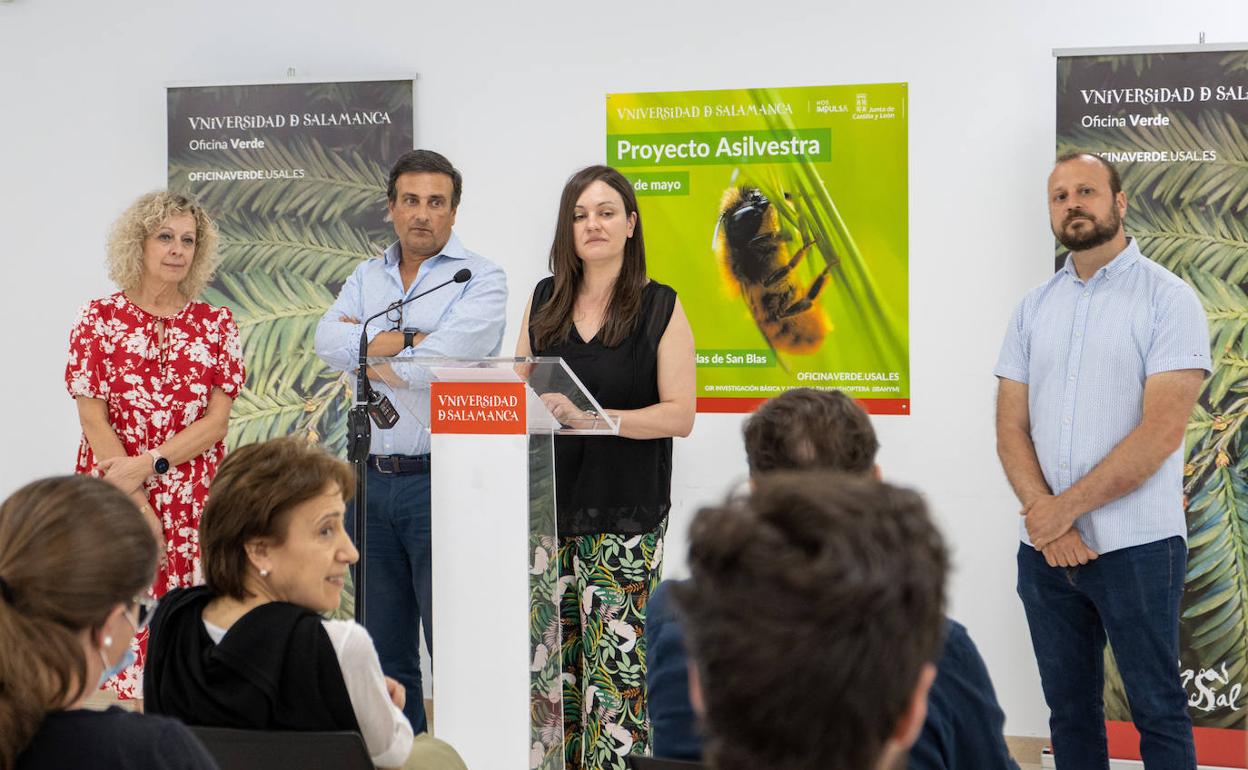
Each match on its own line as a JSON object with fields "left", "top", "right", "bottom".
{"left": 96, "top": 456, "right": 167, "bottom": 567}
{"left": 97, "top": 454, "right": 154, "bottom": 495}
{"left": 1021, "top": 495, "right": 1098, "bottom": 568}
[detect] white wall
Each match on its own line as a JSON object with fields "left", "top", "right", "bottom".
{"left": 2, "top": 0, "right": 1244, "bottom": 739}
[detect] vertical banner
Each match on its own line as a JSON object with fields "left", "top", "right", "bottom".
{"left": 167, "top": 79, "right": 412, "bottom": 452}
{"left": 167, "top": 79, "right": 413, "bottom": 617}
{"left": 1056, "top": 48, "right": 1248, "bottom": 767}
{"left": 606, "top": 85, "right": 909, "bottom": 415}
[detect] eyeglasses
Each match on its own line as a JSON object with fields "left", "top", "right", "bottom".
{"left": 385, "top": 301, "right": 403, "bottom": 330}
{"left": 128, "top": 595, "right": 158, "bottom": 632}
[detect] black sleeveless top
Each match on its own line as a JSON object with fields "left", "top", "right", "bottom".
{"left": 529, "top": 277, "right": 677, "bottom": 535}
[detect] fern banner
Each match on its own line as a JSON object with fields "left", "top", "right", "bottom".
{"left": 306, "top": 80, "right": 414, "bottom": 119}
{"left": 1181, "top": 464, "right": 1248, "bottom": 729}
{"left": 171, "top": 136, "right": 390, "bottom": 223}
{"left": 226, "top": 389, "right": 314, "bottom": 446}
{"left": 1130, "top": 200, "right": 1248, "bottom": 285}
{"left": 202, "top": 269, "right": 338, "bottom": 399}
{"left": 1059, "top": 50, "right": 1248, "bottom": 734}
{"left": 1223, "top": 52, "right": 1248, "bottom": 75}
{"left": 1061, "top": 109, "right": 1248, "bottom": 214}
{"left": 169, "top": 79, "right": 412, "bottom": 645}
{"left": 216, "top": 216, "right": 384, "bottom": 285}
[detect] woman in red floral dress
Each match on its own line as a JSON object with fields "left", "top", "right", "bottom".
{"left": 65, "top": 191, "right": 245, "bottom": 701}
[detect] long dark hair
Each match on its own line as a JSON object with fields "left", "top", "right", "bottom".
{"left": 530, "top": 165, "right": 647, "bottom": 350}
{"left": 0, "top": 476, "right": 157, "bottom": 769}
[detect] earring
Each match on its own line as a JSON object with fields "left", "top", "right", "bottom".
{"left": 102, "top": 635, "right": 113, "bottom": 648}
{"left": 260, "top": 569, "right": 269, "bottom": 578}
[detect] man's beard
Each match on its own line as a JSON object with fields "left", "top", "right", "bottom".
{"left": 1054, "top": 207, "right": 1121, "bottom": 252}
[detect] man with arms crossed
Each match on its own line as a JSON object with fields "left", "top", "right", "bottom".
{"left": 315, "top": 149, "right": 507, "bottom": 733}
{"left": 995, "top": 152, "right": 1209, "bottom": 768}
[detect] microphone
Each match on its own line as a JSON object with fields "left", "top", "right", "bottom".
{"left": 350, "top": 266, "right": 476, "bottom": 437}
{"left": 357, "top": 269, "right": 472, "bottom": 361}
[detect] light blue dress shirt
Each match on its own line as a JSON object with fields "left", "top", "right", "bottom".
{"left": 314, "top": 233, "right": 507, "bottom": 455}
{"left": 995, "top": 238, "right": 1211, "bottom": 554}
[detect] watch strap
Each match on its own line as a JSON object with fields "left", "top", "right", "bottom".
{"left": 148, "top": 449, "right": 170, "bottom": 475}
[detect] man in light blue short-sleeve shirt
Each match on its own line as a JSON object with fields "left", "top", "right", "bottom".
{"left": 995, "top": 153, "right": 1209, "bottom": 769}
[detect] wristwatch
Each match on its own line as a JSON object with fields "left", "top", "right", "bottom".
{"left": 148, "top": 449, "right": 170, "bottom": 475}
{"left": 402, "top": 328, "right": 420, "bottom": 349}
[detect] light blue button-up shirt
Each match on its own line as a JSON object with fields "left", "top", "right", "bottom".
{"left": 314, "top": 233, "right": 507, "bottom": 455}
{"left": 995, "top": 238, "right": 1211, "bottom": 554}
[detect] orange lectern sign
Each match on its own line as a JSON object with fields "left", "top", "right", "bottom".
{"left": 430, "top": 381, "right": 526, "bottom": 435}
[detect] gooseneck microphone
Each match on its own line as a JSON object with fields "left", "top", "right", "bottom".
{"left": 356, "top": 268, "right": 473, "bottom": 362}
{"left": 350, "top": 266, "right": 475, "bottom": 442}
{"left": 347, "top": 265, "right": 472, "bottom": 624}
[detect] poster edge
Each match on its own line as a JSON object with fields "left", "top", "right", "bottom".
{"left": 1053, "top": 42, "right": 1248, "bottom": 57}
{"left": 164, "top": 73, "right": 420, "bottom": 90}
{"left": 605, "top": 81, "right": 910, "bottom": 101}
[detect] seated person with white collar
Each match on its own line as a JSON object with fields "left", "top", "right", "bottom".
{"left": 144, "top": 437, "right": 465, "bottom": 770}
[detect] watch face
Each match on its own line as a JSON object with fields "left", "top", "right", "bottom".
{"left": 155, "top": 457, "right": 170, "bottom": 474}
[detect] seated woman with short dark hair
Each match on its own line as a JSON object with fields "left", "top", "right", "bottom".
{"left": 144, "top": 436, "right": 459, "bottom": 769}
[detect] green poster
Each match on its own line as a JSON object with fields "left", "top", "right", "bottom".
{"left": 606, "top": 84, "right": 909, "bottom": 414}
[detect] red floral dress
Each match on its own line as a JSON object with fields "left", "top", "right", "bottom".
{"left": 65, "top": 292, "right": 245, "bottom": 699}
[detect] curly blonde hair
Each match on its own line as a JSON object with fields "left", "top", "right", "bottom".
{"left": 105, "top": 191, "right": 220, "bottom": 299}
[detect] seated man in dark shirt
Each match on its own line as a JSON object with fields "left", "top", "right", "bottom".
{"left": 676, "top": 473, "right": 946, "bottom": 770}
{"left": 647, "top": 388, "right": 1018, "bottom": 770}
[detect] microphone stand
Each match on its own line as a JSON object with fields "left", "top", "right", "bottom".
{"left": 346, "top": 317, "right": 378, "bottom": 624}
{"left": 347, "top": 268, "right": 472, "bottom": 624}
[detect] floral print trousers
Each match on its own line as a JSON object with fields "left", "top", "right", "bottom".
{"left": 559, "top": 519, "right": 666, "bottom": 770}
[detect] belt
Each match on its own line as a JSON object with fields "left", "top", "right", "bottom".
{"left": 367, "top": 454, "right": 431, "bottom": 475}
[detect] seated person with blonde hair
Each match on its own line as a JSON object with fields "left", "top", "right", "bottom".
{"left": 144, "top": 436, "right": 464, "bottom": 770}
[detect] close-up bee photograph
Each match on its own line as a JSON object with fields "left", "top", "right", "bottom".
{"left": 715, "top": 183, "right": 833, "bottom": 367}
{"left": 607, "top": 84, "right": 910, "bottom": 415}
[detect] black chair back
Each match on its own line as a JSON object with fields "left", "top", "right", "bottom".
{"left": 188, "top": 726, "right": 372, "bottom": 770}
{"left": 627, "top": 757, "right": 706, "bottom": 770}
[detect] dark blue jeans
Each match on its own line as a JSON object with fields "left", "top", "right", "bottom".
{"left": 1017, "top": 536, "right": 1194, "bottom": 770}
{"left": 346, "top": 465, "right": 433, "bottom": 734}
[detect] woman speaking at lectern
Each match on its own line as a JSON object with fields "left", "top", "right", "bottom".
{"left": 516, "top": 165, "right": 696, "bottom": 770}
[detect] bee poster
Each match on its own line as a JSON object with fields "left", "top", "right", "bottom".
{"left": 606, "top": 84, "right": 909, "bottom": 415}
{"left": 1056, "top": 47, "right": 1248, "bottom": 766}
